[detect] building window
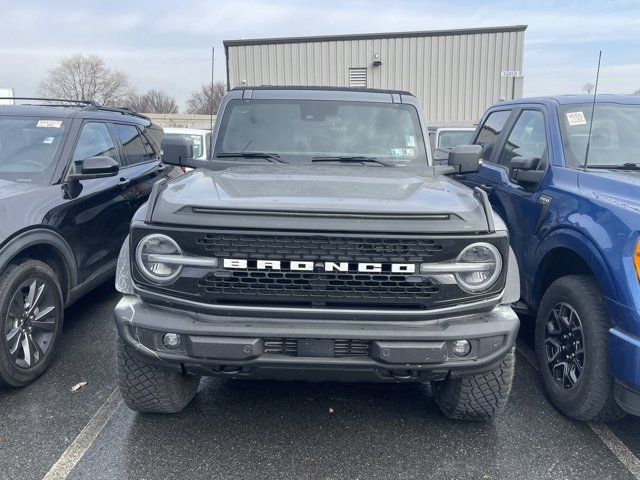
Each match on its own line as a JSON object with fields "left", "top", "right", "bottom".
{"left": 349, "top": 68, "right": 367, "bottom": 88}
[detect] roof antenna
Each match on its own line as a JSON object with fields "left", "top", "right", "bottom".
{"left": 583, "top": 50, "right": 602, "bottom": 169}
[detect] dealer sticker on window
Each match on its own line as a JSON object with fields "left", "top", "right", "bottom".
{"left": 566, "top": 111, "right": 587, "bottom": 126}
{"left": 36, "top": 120, "right": 62, "bottom": 128}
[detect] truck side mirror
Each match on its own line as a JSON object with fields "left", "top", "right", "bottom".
{"left": 162, "top": 137, "right": 194, "bottom": 167}
{"left": 509, "top": 156, "right": 545, "bottom": 185}
{"left": 447, "top": 145, "right": 482, "bottom": 173}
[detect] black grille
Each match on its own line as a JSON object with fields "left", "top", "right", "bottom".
{"left": 263, "top": 338, "right": 370, "bottom": 357}
{"left": 131, "top": 229, "right": 509, "bottom": 310}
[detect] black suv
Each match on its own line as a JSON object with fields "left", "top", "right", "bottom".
{"left": 0, "top": 98, "right": 174, "bottom": 386}
{"left": 115, "top": 87, "right": 521, "bottom": 420}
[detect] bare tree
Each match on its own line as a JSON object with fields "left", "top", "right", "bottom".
{"left": 582, "top": 83, "right": 595, "bottom": 95}
{"left": 125, "top": 90, "right": 178, "bottom": 114}
{"left": 39, "top": 54, "right": 132, "bottom": 106}
{"left": 185, "top": 81, "right": 226, "bottom": 115}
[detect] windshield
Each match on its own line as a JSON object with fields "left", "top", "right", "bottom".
{"left": 165, "top": 133, "right": 204, "bottom": 159}
{"left": 0, "top": 116, "right": 66, "bottom": 183}
{"left": 558, "top": 103, "right": 640, "bottom": 168}
{"left": 215, "top": 99, "right": 428, "bottom": 167}
{"left": 437, "top": 130, "right": 474, "bottom": 149}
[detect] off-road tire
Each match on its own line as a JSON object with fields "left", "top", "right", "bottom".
{"left": 433, "top": 348, "right": 515, "bottom": 420}
{"left": 535, "top": 275, "right": 626, "bottom": 422}
{"left": 0, "top": 260, "right": 63, "bottom": 387}
{"left": 116, "top": 335, "right": 200, "bottom": 413}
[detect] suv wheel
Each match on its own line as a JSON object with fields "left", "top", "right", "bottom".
{"left": 432, "top": 347, "right": 515, "bottom": 420}
{"left": 0, "top": 260, "right": 63, "bottom": 387}
{"left": 116, "top": 335, "right": 200, "bottom": 413}
{"left": 535, "top": 275, "right": 626, "bottom": 421}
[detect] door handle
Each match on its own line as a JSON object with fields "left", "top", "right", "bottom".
{"left": 118, "top": 178, "right": 131, "bottom": 188}
{"left": 478, "top": 184, "right": 493, "bottom": 194}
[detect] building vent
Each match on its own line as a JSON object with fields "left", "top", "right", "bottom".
{"left": 349, "top": 68, "right": 367, "bottom": 88}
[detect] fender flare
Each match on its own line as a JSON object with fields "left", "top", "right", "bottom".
{"left": 0, "top": 228, "right": 78, "bottom": 290}
{"left": 531, "top": 227, "right": 617, "bottom": 307}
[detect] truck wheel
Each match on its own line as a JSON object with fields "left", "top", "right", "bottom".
{"left": 433, "top": 348, "right": 515, "bottom": 420}
{"left": 535, "top": 275, "right": 626, "bottom": 421}
{"left": 116, "top": 335, "right": 200, "bottom": 413}
{"left": 0, "top": 260, "right": 63, "bottom": 387}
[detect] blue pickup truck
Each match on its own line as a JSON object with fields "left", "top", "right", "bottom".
{"left": 458, "top": 94, "right": 640, "bottom": 421}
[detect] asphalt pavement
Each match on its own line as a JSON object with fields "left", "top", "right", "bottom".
{"left": 1, "top": 283, "right": 639, "bottom": 480}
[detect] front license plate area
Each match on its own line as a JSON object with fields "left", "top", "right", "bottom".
{"left": 297, "top": 339, "right": 334, "bottom": 357}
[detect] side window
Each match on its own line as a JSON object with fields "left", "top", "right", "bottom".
{"left": 72, "top": 122, "right": 118, "bottom": 170}
{"left": 474, "top": 110, "right": 511, "bottom": 162}
{"left": 497, "top": 110, "right": 547, "bottom": 168}
{"left": 113, "top": 123, "right": 153, "bottom": 167}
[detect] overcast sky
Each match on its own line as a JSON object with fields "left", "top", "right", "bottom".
{"left": 1, "top": 0, "right": 639, "bottom": 108}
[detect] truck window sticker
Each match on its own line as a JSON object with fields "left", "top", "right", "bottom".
{"left": 566, "top": 111, "right": 587, "bottom": 126}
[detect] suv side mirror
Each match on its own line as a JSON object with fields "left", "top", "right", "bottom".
{"left": 162, "top": 137, "right": 194, "bottom": 167}
{"left": 509, "top": 156, "right": 545, "bottom": 185}
{"left": 447, "top": 145, "right": 482, "bottom": 173}
{"left": 69, "top": 156, "right": 119, "bottom": 180}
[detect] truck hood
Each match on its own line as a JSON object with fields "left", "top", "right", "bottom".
{"left": 150, "top": 165, "right": 492, "bottom": 233}
{"left": 579, "top": 169, "right": 640, "bottom": 212}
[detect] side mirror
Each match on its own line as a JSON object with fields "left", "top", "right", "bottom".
{"left": 447, "top": 145, "right": 482, "bottom": 173}
{"left": 509, "top": 156, "right": 545, "bottom": 185}
{"left": 69, "top": 156, "right": 119, "bottom": 180}
{"left": 161, "top": 137, "right": 194, "bottom": 167}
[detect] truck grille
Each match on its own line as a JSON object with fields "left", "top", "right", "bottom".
{"left": 131, "top": 229, "right": 508, "bottom": 311}
{"left": 264, "top": 338, "right": 370, "bottom": 357}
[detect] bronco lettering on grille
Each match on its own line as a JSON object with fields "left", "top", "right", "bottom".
{"left": 222, "top": 258, "right": 416, "bottom": 274}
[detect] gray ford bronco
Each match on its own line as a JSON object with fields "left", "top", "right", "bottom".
{"left": 114, "top": 87, "right": 520, "bottom": 420}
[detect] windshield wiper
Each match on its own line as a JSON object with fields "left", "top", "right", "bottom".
{"left": 311, "top": 156, "right": 395, "bottom": 167}
{"left": 588, "top": 163, "right": 640, "bottom": 170}
{"left": 216, "top": 152, "right": 287, "bottom": 164}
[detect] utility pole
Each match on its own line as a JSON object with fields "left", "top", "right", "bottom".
{"left": 210, "top": 46, "right": 215, "bottom": 130}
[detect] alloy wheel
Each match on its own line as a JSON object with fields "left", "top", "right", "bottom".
{"left": 4, "top": 278, "right": 57, "bottom": 369}
{"left": 544, "top": 302, "right": 585, "bottom": 389}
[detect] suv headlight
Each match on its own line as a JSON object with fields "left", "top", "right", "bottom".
{"left": 135, "top": 234, "right": 182, "bottom": 284}
{"left": 454, "top": 242, "right": 503, "bottom": 293}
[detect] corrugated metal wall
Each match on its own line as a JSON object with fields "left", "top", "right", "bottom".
{"left": 225, "top": 27, "right": 525, "bottom": 125}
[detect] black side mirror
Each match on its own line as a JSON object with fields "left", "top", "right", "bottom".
{"left": 509, "top": 156, "right": 545, "bottom": 185}
{"left": 162, "top": 137, "right": 194, "bottom": 167}
{"left": 447, "top": 145, "right": 482, "bottom": 173}
{"left": 69, "top": 156, "right": 119, "bottom": 180}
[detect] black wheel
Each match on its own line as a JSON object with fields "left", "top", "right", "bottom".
{"left": 433, "top": 348, "right": 515, "bottom": 420}
{"left": 535, "top": 275, "right": 626, "bottom": 421}
{"left": 0, "top": 260, "right": 63, "bottom": 387}
{"left": 116, "top": 335, "right": 200, "bottom": 413}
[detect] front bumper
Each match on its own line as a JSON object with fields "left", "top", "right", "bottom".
{"left": 114, "top": 295, "right": 519, "bottom": 382}
{"left": 610, "top": 326, "right": 640, "bottom": 416}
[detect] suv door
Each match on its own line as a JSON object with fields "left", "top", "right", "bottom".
{"left": 112, "top": 123, "right": 168, "bottom": 216}
{"left": 467, "top": 107, "right": 551, "bottom": 292}
{"left": 59, "top": 121, "right": 131, "bottom": 283}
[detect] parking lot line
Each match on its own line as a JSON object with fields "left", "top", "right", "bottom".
{"left": 516, "top": 341, "right": 640, "bottom": 480}
{"left": 42, "top": 388, "right": 122, "bottom": 480}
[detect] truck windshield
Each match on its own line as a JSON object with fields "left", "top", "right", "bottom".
{"left": 215, "top": 99, "right": 428, "bottom": 167}
{"left": 558, "top": 103, "right": 640, "bottom": 168}
{"left": 0, "top": 116, "right": 66, "bottom": 183}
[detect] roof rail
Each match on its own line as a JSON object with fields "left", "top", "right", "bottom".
{"left": 87, "top": 105, "right": 150, "bottom": 121}
{"left": 0, "top": 97, "right": 100, "bottom": 107}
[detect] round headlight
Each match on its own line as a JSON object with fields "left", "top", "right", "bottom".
{"left": 135, "top": 234, "right": 182, "bottom": 284}
{"left": 455, "top": 242, "right": 502, "bottom": 293}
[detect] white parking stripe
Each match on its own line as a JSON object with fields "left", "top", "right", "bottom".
{"left": 516, "top": 341, "right": 640, "bottom": 479}
{"left": 42, "top": 389, "right": 122, "bottom": 480}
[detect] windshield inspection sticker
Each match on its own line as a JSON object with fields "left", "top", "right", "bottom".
{"left": 43, "top": 136, "right": 54, "bottom": 144}
{"left": 36, "top": 120, "right": 62, "bottom": 128}
{"left": 566, "top": 111, "right": 587, "bottom": 126}
{"left": 405, "top": 135, "right": 416, "bottom": 147}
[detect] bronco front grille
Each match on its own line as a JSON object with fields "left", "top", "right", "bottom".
{"left": 131, "top": 229, "right": 509, "bottom": 311}
{"left": 264, "top": 338, "right": 370, "bottom": 357}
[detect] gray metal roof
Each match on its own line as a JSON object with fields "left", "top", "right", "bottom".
{"left": 223, "top": 25, "right": 527, "bottom": 47}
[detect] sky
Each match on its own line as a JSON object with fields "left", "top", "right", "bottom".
{"left": 1, "top": 0, "right": 639, "bottom": 109}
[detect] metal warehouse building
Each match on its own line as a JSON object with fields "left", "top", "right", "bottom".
{"left": 224, "top": 25, "right": 526, "bottom": 125}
